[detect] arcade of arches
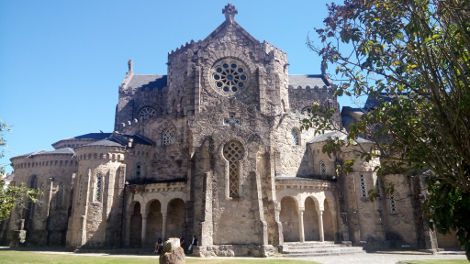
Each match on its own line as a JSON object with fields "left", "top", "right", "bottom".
{"left": 128, "top": 198, "right": 186, "bottom": 247}
{"left": 279, "top": 195, "right": 336, "bottom": 243}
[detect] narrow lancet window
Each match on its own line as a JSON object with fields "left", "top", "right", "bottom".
{"left": 360, "top": 174, "right": 367, "bottom": 198}
{"left": 95, "top": 173, "right": 103, "bottom": 202}
{"left": 223, "top": 140, "right": 244, "bottom": 198}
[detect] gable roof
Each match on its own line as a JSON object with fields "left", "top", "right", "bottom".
{"left": 11, "top": 147, "right": 75, "bottom": 160}
{"left": 126, "top": 74, "right": 167, "bottom": 91}
{"left": 203, "top": 19, "right": 259, "bottom": 45}
{"left": 74, "top": 133, "right": 112, "bottom": 140}
{"left": 288, "top": 74, "right": 330, "bottom": 88}
{"left": 85, "top": 139, "right": 124, "bottom": 148}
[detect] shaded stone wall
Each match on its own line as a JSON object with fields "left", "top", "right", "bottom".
{"left": 66, "top": 145, "right": 126, "bottom": 248}
{"left": 9, "top": 154, "right": 77, "bottom": 246}
{"left": 381, "top": 174, "right": 418, "bottom": 247}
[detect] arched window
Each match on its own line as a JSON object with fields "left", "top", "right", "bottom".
{"left": 291, "top": 128, "right": 300, "bottom": 145}
{"left": 223, "top": 140, "right": 244, "bottom": 198}
{"left": 161, "top": 126, "right": 176, "bottom": 146}
{"left": 320, "top": 160, "right": 326, "bottom": 176}
{"left": 95, "top": 173, "right": 103, "bottom": 202}
{"left": 139, "top": 106, "right": 157, "bottom": 121}
{"left": 29, "top": 175, "right": 37, "bottom": 188}
{"left": 359, "top": 174, "right": 367, "bottom": 198}
{"left": 389, "top": 194, "right": 396, "bottom": 213}
{"left": 136, "top": 163, "right": 141, "bottom": 178}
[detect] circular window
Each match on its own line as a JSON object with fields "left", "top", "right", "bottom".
{"left": 210, "top": 58, "right": 249, "bottom": 94}
{"left": 139, "top": 106, "right": 157, "bottom": 121}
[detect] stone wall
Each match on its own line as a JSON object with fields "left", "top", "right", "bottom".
{"left": 381, "top": 174, "right": 418, "bottom": 247}
{"left": 9, "top": 153, "right": 77, "bottom": 246}
{"left": 66, "top": 145, "right": 126, "bottom": 248}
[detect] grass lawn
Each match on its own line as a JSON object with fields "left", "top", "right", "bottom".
{"left": 0, "top": 250, "right": 318, "bottom": 264}
{"left": 398, "top": 260, "right": 469, "bottom": 264}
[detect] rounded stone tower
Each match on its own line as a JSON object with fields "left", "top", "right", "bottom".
{"left": 66, "top": 139, "right": 127, "bottom": 248}
{"left": 9, "top": 148, "right": 76, "bottom": 246}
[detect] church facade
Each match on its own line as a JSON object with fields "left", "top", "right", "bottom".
{"left": 4, "top": 4, "right": 458, "bottom": 256}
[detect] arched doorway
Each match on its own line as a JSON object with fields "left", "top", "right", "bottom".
{"left": 166, "top": 198, "right": 185, "bottom": 238}
{"left": 129, "top": 202, "right": 142, "bottom": 247}
{"left": 146, "top": 200, "right": 163, "bottom": 246}
{"left": 304, "top": 197, "right": 320, "bottom": 241}
{"left": 280, "top": 196, "right": 300, "bottom": 242}
{"left": 323, "top": 199, "right": 335, "bottom": 241}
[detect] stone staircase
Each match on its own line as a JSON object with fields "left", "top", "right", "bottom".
{"left": 280, "top": 241, "right": 365, "bottom": 257}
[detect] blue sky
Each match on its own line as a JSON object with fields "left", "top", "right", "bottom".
{"left": 0, "top": 0, "right": 356, "bottom": 173}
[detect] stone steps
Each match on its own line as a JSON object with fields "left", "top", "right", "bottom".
{"left": 281, "top": 241, "right": 365, "bottom": 257}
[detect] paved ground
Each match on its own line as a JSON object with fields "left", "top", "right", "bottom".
{"left": 298, "top": 252, "right": 467, "bottom": 264}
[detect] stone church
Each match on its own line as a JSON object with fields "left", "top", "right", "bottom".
{"left": 3, "top": 4, "right": 459, "bottom": 256}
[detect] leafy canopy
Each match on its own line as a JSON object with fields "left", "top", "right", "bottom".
{"left": 307, "top": 0, "right": 470, "bottom": 258}
{"left": 0, "top": 120, "right": 39, "bottom": 221}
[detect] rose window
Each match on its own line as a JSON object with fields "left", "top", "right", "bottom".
{"left": 139, "top": 106, "right": 157, "bottom": 121}
{"left": 210, "top": 58, "right": 249, "bottom": 94}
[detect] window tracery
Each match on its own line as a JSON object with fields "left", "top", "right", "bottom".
{"left": 161, "top": 126, "right": 176, "bottom": 146}
{"left": 95, "top": 173, "right": 103, "bottom": 202}
{"left": 138, "top": 106, "right": 157, "bottom": 121}
{"left": 360, "top": 174, "right": 367, "bottom": 198}
{"left": 389, "top": 194, "right": 397, "bottom": 213}
{"left": 223, "top": 140, "right": 244, "bottom": 198}
{"left": 320, "top": 160, "right": 326, "bottom": 176}
{"left": 210, "top": 58, "right": 249, "bottom": 94}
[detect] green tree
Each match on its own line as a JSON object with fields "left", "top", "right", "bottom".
{"left": 0, "top": 121, "right": 39, "bottom": 221}
{"left": 305, "top": 0, "right": 470, "bottom": 258}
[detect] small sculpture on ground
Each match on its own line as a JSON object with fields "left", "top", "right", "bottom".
{"left": 159, "top": 237, "right": 185, "bottom": 264}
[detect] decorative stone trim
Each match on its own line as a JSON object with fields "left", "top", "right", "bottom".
{"left": 275, "top": 178, "right": 335, "bottom": 191}
{"left": 131, "top": 182, "right": 186, "bottom": 193}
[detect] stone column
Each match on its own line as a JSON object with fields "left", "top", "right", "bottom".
{"left": 162, "top": 215, "right": 167, "bottom": 239}
{"left": 124, "top": 213, "right": 131, "bottom": 247}
{"left": 275, "top": 203, "right": 284, "bottom": 244}
{"left": 162, "top": 204, "right": 168, "bottom": 239}
{"left": 319, "top": 210, "right": 325, "bottom": 242}
{"left": 141, "top": 216, "right": 147, "bottom": 245}
{"left": 299, "top": 208, "right": 305, "bottom": 242}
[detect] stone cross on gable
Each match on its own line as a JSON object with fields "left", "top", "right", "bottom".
{"left": 223, "top": 3, "right": 238, "bottom": 24}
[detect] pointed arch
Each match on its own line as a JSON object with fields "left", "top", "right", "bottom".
{"left": 161, "top": 123, "right": 176, "bottom": 146}
{"left": 223, "top": 140, "right": 244, "bottom": 198}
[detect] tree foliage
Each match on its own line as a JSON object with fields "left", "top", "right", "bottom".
{"left": 0, "top": 120, "right": 39, "bottom": 221}
{"left": 0, "top": 180, "right": 39, "bottom": 221}
{"left": 307, "top": 0, "right": 470, "bottom": 258}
